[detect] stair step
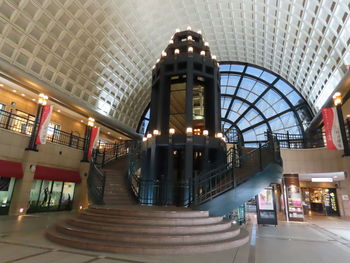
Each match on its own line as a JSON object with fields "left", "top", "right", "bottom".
{"left": 68, "top": 217, "right": 232, "bottom": 234}
{"left": 79, "top": 211, "right": 222, "bottom": 225}
{"left": 88, "top": 206, "right": 209, "bottom": 218}
{"left": 46, "top": 226, "right": 249, "bottom": 254}
{"left": 55, "top": 220, "right": 240, "bottom": 244}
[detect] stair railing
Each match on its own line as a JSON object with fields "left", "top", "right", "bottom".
{"left": 193, "top": 138, "right": 280, "bottom": 205}
{"left": 87, "top": 159, "right": 106, "bottom": 205}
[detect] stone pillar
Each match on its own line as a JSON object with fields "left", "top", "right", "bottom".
{"left": 9, "top": 151, "right": 38, "bottom": 215}
{"left": 72, "top": 162, "right": 90, "bottom": 211}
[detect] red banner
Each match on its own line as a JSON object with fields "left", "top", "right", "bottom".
{"left": 35, "top": 105, "right": 53, "bottom": 145}
{"left": 322, "top": 108, "right": 343, "bottom": 150}
{"left": 87, "top": 127, "right": 100, "bottom": 158}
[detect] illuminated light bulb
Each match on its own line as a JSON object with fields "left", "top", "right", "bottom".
{"left": 215, "top": 132, "right": 223, "bottom": 139}
{"left": 169, "top": 128, "right": 175, "bottom": 135}
{"left": 19, "top": 208, "right": 24, "bottom": 213}
{"left": 79, "top": 206, "right": 83, "bottom": 210}
{"left": 161, "top": 51, "right": 167, "bottom": 57}
{"left": 187, "top": 35, "right": 193, "bottom": 41}
{"left": 204, "top": 42, "right": 209, "bottom": 47}
{"left": 0, "top": 83, "right": 3, "bottom": 87}
{"left": 197, "top": 30, "right": 202, "bottom": 34}
{"left": 152, "top": 65, "right": 156, "bottom": 69}
{"left": 57, "top": 109, "right": 61, "bottom": 113}
{"left": 188, "top": 46, "right": 193, "bottom": 53}
{"left": 175, "top": 28, "right": 180, "bottom": 32}
{"left": 21, "top": 93, "right": 25, "bottom": 97}
{"left": 80, "top": 120, "right": 84, "bottom": 123}
{"left": 187, "top": 26, "right": 192, "bottom": 30}
{"left": 153, "top": 129, "right": 160, "bottom": 136}
{"left": 212, "top": 55, "right": 217, "bottom": 60}
{"left": 333, "top": 92, "right": 342, "bottom": 106}
{"left": 146, "top": 133, "right": 152, "bottom": 139}
{"left": 169, "top": 39, "right": 174, "bottom": 44}
{"left": 12, "top": 89, "right": 17, "bottom": 93}
{"left": 200, "top": 51, "right": 205, "bottom": 56}
{"left": 156, "top": 58, "right": 160, "bottom": 63}
{"left": 186, "top": 127, "right": 193, "bottom": 134}
{"left": 38, "top": 93, "right": 48, "bottom": 105}
{"left": 88, "top": 117, "right": 95, "bottom": 127}
{"left": 203, "top": 130, "right": 209, "bottom": 136}
{"left": 174, "top": 49, "right": 180, "bottom": 55}
{"left": 142, "top": 137, "right": 147, "bottom": 142}
{"left": 32, "top": 98, "right": 36, "bottom": 101}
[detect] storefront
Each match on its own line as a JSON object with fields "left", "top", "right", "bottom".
{"left": 27, "top": 165, "right": 80, "bottom": 213}
{"left": 0, "top": 160, "right": 23, "bottom": 215}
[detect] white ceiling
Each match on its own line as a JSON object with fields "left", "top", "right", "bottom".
{"left": 299, "top": 171, "right": 346, "bottom": 181}
{"left": 0, "top": 0, "right": 350, "bottom": 131}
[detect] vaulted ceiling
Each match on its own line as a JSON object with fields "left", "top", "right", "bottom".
{"left": 0, "top": 0, "right": 349, "bottom": 131}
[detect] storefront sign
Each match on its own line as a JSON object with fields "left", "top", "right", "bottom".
{"left": 341, "top": 194, "right": 349, "bottom": 201}
{"left": 258, "top": 189, "right": 274, "bottom": 210}
{"left": 322, "top": 107, "right": 343, "bottom": 150}
{"left": 87, "top": 127, "right": 100, "bottom": 158}
{"left": 35, "top": 105, "right": 53, "bottom": 145}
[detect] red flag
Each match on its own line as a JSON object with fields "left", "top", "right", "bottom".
{"left": 322, "top": 108, "right": 343, "bottom": 150}
{"left": 87, "top": 127, "right": 100, "bottom": 158}
{"left": 35, "top": 105, "right": 53, "bottom": 145}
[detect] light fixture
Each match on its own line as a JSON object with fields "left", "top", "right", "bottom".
{"left": 187, "top": 26, "right": 192, "bottom": 30}
{"left": 57, "top": 109, "right": 61, "bottom": 113}
{"left": 87, "top": 117, "right": 95, "bottom": 127}
{"left": 188, "top": 46, "right": 193, "bottom": 53}
{"left": 169, "top": 128, "right": 175, "bottom": 135}
{"left": 21, "top": 93, "right": 25, "bottom": 97}
{"left": 169, "top": 39, "right": 174, "bottom": 44}
{"left": 197, "top": 30, "right": 202, "bottom": 34}
{"left": 79, "top": 206, "right": 83, "bottom": 210}
{"left": 153, "top": 129, "right": 160, "bottom": 136}
{"left": 152, "top": 65, "right": 156, "bottom": 69}
{"left": 186, "top": 127, "right": 193, "bottom": 134}
{"left": 0, "top": 83, "right": 3, "bottom": 87}
{"left": 31, "top": 98, "right": 36, "bottom": 102}
{"left": 174, "top": 49, "right": 180, "bottom": 55}
{"left": 200, "top": 51, "right": 205, "bottom": 56}
{"left": 175, "top": 28, "right": 180, "bottom": 32}
{"left": 311, "top": 178, "right": 333, "bottom": 182}
{"left": 161, "top": 51, "right": 167, "bottom": 57}
{"left": 146, "top": 133, "right": 152, "bottom": 139}
{"left": 203, "top": 130, "right": 209, "bottom": 136}
{"left": 12, "top": 89, "right": 17, "bottom": 93}
{"left": 187, "top": 35, "right": 193, "bottom": 41}
{"left": 212, "top": 55, "right": 217, "bottom": 60}
{"left": 333, "top": 92, "right": 342, "bottom": 106}
{"left": 142, "top": 137, "right": 147, "bottom": 142}
{"left": 107, "top": 131, "right": 110, "bottom": 135}
{"left": 80, "top": 120, "right": 84, "bottom": 123}
{"left": 19, "top": 208, "right": 24, "bottom": 213}
{"left": 38, "top": 93, "right": 48, "bottom": 105}
{"left": 204, "top": 42, "right": 209, "bottom": 47}
{"left": 215, "top": 132, "right": 223, "bottom": 139}
{"left": 156, "top": 58, "right": 160, "bottom": 63}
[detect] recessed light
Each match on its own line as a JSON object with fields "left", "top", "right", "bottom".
{"left": 21, "top": 93, "right": 25, "bottom": 97}
{"left": 107, "top": 132, "right": 111, "bottom": 135}
{"left": 12, "top": 89, "right": 16, "bottom": 93}
{"left": 32, "top": 98, "right": 36, "bottom": 101}
{"left": 119, "top": 137, "right": 122, "bottom": 139}
{"left": 57, "top": 109, "right": 61, "bottom": 112}
{"left": 80, "top": 120, "right": 84, "bottom": 123}
{"left": 0, "top": 83, "right": 4, "bottom": 87}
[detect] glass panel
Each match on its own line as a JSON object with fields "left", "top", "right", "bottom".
{"left": 193, "top": 84, "right": 205, "bottom": 130}
{"left": 60, "top": 182, "right": 75, "bottom": 210}
{"left": 219, "top": 64, "right": 231, "bottom": 71}
{"left": 240, "top": 77, "right": 256, "bottom": 91}
{"left": 0, "top": 177, "right": 15, "bottom": 214}
{"left": 49, "top": 181, "right": 63, "bottom": 210}
{"left": 246, "top": 66, "right": 263, "bottom": 77}
{"left": 287, "top": 91, "right": 303, "bottom": 106}
{"left": 237, "top": 118, "right": 250, "bottom": 130}
{"left": 145, "top": 109, "right": 150, "bottom": 119}
{"left": 38, "top": 180, "right": 52, "bottom": 208}
{"left": 230, "top": 64, "right": 245, "bottom": 72}
{"left": 28, "top": 180, "right": 42, "bottom": 209}
{"left": 169, "top": 82, "right": 186, "bottom": 133}
{"left": 220, "top": 74, "right": 229, "bottom": 86}
{"left": 227, "top": 75, "right": 240, "bottom": 86}
{"left": 221, "top": 85, "right": 236, "bottom": 95}
{"left": 260, "top": 71, "right": 277, "bottom": 83}
{"left": 274, "top": 79, "right": 293, "bottom": 95}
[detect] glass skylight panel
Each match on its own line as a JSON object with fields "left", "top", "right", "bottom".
{"left": 221, "top": 85, "right": 236, "bottom": 95}
{"left": 240, "top": 77, "right": 256, "bottom": 91}
{"left": 230, "top": 64, "right": 245, "bottom": 72}
{"left": 220, "top": 74, "right": 229, "bottom": 86}
{"left": 286, "top": 91, "right": 303, "bottom": 106}
{"left": 227, "top": 110, "right": 240, "bottom": 122}
{"left": 219, "top": 64, "right": 231, "bottom": 71}
{"left": 246, "top": 66, "right": 263, "bottom": 77}
{"left": 260, "top": 71, "right": 277, "bottom": 83}
{"left": 227, "top": 75, "right": 240, "bottom": 86}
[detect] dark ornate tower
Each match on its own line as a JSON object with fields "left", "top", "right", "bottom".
{"left": 139, "top": 28, "right": 226, "bottom": 206}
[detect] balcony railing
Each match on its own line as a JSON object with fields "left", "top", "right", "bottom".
{"left": 0, "top": 109, "right": 86, "bottom": 150}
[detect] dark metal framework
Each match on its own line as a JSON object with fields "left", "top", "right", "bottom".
{"left": 137, "top": 62, "right": 313, "bottom": 147}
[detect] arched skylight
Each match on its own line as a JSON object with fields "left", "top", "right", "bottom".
{"left": 137, "top": 62, "right": 313, "bottom": 146}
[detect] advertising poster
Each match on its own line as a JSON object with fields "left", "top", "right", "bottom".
{"left": 35, "top": 105, "right": 53, "bottom": 145}
{"left": 258, "top": 189, "right": 274, "bottom": 210}
{"left": 322, "top": 107, "right": 343, "bottom": 150}
{"left": 256, "top": 187, "right": 277, "bottom": 225}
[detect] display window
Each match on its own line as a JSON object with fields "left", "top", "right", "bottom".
{"left": 302, "top": 187, "right": 340, "bottom": 216}
{"left": 0, "top": 177, "right": 16, "bottom": 215}
{"left": 27, "top": 180, "right": 75, "bottom": 213}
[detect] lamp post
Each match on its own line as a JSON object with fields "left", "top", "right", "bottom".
{"left": 26, "top": 93, "right": 48, "bottom": 151}
{"left": 81, "top": 117, "right": 95, "bottom": 162}
{"left": 333, "top": 92, "right": 350, "bottom": 156}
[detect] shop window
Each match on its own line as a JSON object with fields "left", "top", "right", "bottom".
{"left": 0, "top": 177, "right": 16, "bottom": 215}
{"left": 27, "top": 179, "right": 75, "bottom": 213}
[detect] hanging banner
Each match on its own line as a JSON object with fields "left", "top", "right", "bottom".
{"left": 87, "top": 127, "right": 100, "bottom": 158}
{"left": 322, "top": 107, "right": 343, "bottom": 150}
{"left": 35, "top": 105, "right": 53, "bottom": 145}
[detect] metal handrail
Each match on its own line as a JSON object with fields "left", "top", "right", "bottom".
{"left": 87, "top": 161, "right": 106, "bottom": 205}
{"left": 0, "top": 109, "right": 86, "bottom": 150}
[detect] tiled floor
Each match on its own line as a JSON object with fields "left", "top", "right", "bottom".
{"left": 0, "top": 212, "right": 350, "bottom": 263}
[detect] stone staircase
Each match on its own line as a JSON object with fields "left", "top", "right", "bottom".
{"left": 46, "top": 205, "right": 249, "bottom": 254}
{"left": 102, "top": 158, "right": 135, "bottom": 206}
